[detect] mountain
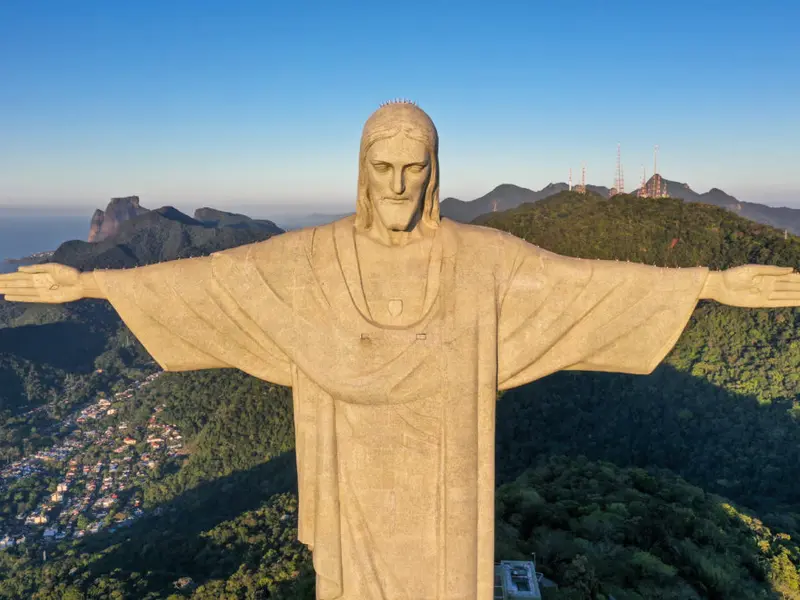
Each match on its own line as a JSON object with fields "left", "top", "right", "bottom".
{"left": 639, "top": 177, "right": 800, "bottom": 235}
{"left": 440, "top": 183, "right": 608, "bottom": 222}
{"left": 0, "top": 204, "right": 285, "bottom": 420}
{"left": 193, "top": 207, "right": 282, "bottom": 231}
{"left": 87, "top": 196, "right": 150, "bottom": 242}
{"left": 2, "top": 194, "right": 800, "bottom": 597}
{"left": 444, "top": 179, "right": 800, "bottom": 236}
{"left": 52, "top": 205, "right": 283, "bottom": 271}
{"left": 0, "top": 203, "right": 284, "bottom": 418}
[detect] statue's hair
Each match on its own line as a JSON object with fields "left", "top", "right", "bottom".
{"left": 354, "top": 100, "right": 440, "bottom": 230}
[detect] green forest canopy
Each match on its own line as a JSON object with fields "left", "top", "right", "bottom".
{"left": 1, "top": 192, "right": 800, "bottom": 598}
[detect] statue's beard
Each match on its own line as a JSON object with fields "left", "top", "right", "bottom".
{"left": 370, "top": 194, "right": 423, "bottom": 232}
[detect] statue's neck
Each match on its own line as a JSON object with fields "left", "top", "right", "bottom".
{"left": 355, "top": 229, "right": 433, "bottom": 259}
{"left": 359, "top": 221, "right": 436, "bottom": 248}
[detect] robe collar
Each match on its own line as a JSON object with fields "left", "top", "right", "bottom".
{"left": 329, "top": 215, "right": 449, "bottom": 330}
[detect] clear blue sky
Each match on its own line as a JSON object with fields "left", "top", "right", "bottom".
{"left": 1, "top": 0, "right": 798, "bottom": 215}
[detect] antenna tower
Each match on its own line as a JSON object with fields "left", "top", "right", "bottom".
{"left": 638, "top": 166, "right": 648, "bottom": 198}
{"left": 611, "top": 143, "right": 624, "bottom": 197}
{"left": 653, "top": 145, "right": 661, "bottom": 197}
{"left": 568, "top": 168, "right": 572, "bottom": 191}
{"left": 579, "top": 163, "right": 586, "bottom": 194}
{"left": 492, "top": 198, "right": 498, "bottom": 212}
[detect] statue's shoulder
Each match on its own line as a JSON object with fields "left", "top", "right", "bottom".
{"left": 441, "top": 218, "right": 536, "bottom": 257}
{"left": 211, "top": 226, "right": 316, "bottom": 262}
{"left": 212, "top": 215, "right": 355, "bottom": 265}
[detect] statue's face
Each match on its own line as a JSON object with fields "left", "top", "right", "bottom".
{"left": 365, "top": 133, "right": 431, "bottom": 232}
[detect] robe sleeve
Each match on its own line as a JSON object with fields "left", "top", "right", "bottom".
{"left": 93, "top": 245, "right": 293, "bottom": 387}
{"left": 497, "top": 237, "right": 709, "bottom": 390}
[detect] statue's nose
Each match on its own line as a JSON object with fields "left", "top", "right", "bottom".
{"left": 391, "top": 170, "right": 406, "bottom": 195}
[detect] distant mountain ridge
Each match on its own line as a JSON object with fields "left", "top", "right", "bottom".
{"left": 54, "top": 205, "right": 283, "bottom": 271}
{"left": 644, "top": 178, "right": 800, "bottom": 234}
{"left": 194, "top": 207, "right": 283, "bottom": 231}
{"left": 441, "top": 179, "right": 800, "bottom": 235}
{"left": 439, "top": 183, "right": 610, "bottom": 223}
{"left": 88, "top": 196, "right": 150, "bottom": 242}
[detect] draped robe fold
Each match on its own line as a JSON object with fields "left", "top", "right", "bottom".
{"left": 94, "top": 216, "right": 709, "bottom": 600}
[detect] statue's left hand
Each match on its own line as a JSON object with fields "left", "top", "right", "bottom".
{"left": 710, "top": 265, "right": 800, "bottom": 308}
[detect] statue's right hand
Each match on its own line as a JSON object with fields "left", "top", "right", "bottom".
{"left": 0, "top": 263, "right": 84, "bottom": 304}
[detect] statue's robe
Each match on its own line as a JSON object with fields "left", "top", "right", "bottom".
{"left": 94, "top": 216, "right": 708, "bottom": 600}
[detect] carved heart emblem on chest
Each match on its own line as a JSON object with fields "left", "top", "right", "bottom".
{"left": 387, "top": 299, "right": 403, "bottom": 317}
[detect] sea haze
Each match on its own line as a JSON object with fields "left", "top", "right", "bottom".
{"left": 0, "top": 214, "right": 89, "bottom": 273}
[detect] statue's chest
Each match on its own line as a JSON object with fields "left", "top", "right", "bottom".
{"left": 359, "top": 255, "right": 430, "bottom": 326}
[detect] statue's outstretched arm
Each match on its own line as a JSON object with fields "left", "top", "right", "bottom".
{"left": 699, "top": 265, "right": 800, "bottom": 308}
{"left": 0, "top": 257, "right": 292, "bottom": 382}
{"left": 0, "top": 264, "right": 103, "bottom": 303}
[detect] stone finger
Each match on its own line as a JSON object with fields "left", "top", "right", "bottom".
{"left": 0, "top": 274, "right": 32, "bottom": 282}
{"left": 0, "top": 287, "right": 38, "bottom": 296}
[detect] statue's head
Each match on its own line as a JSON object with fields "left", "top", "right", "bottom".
{"left": 355, "top": 100, "right": 440, "bottom": 232}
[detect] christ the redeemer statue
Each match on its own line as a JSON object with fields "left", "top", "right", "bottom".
{"left": 2, "top": 101, "right": 800, "bottom": 600}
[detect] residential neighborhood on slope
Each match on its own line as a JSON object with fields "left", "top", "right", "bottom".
{"left": 0, "top": 371, "right": 182, "bottom": 550}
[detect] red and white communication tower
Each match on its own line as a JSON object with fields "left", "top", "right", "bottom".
{"left": 637, "top": 166, "right": 648, "bottom": 198}
{"left": 650, "top": 144, "right": 666, "bottom": 198}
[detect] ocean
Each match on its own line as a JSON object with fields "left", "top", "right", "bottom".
{"left": 0, "top": 215, "right": 89, "bottom": 274}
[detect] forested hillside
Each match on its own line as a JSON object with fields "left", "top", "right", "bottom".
{"left": 482, "top": 193, "right": 800, "bottom": 512}
{"left": 496, "top": 457, "right": 800, "bottom": 600}
{"left": 1, "top": 193, "right": 800, "bottom": 598}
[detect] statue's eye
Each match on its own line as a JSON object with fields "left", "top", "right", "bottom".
{"left": 408, "top": 164, "right": 426, "bottom": 173}
{"left": 372, "top": 163, "right": 390, "bottom": 173}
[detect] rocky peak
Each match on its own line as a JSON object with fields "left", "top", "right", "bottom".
{"left": 88, "top": 196, "right": 149, "bottom": 242}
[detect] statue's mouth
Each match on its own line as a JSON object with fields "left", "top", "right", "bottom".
{"left": 383, "top": 197, "right": 408, "bottom": 204}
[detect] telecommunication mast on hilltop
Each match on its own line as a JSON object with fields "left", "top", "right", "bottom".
{"left": 610, "top": 143, "right": 625, "bottom": 197}
{"left": 574, "top": 163, "right": 587, "bottom": 194}
{"left": 659, "top": 147, "right": 669, "bottom": 198}
{"left": 635, "top": 145, "right": 671, "bottom": 198}
{"left": 637, "top": 166, "right": 648, "bottom": 198}
{"left": 649, "top": 145, "right": 670, "bottom": 198}
{"left": 652, "top": 145, "right": 662, "bottom": 197}
{"left": 568, "top": 167, "right": 572, "bottom": 191}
